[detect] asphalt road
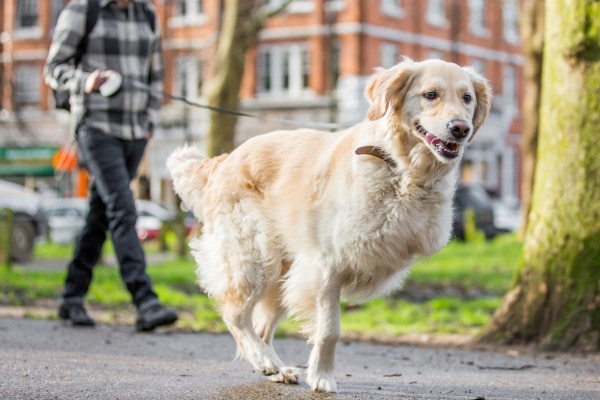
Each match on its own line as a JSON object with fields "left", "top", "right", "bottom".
{"left": 1, "top": 317, "right": 598, "bottom": 400}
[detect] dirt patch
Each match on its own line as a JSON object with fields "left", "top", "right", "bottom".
{"left": 393, "top": 282, "right": 496, "bottom": 302}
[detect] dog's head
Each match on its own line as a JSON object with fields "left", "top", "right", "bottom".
{"left": 365, "top": 57, "right": 492, "bottom": 163}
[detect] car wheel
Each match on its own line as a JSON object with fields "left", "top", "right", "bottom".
{"left": 11, "top": 220, "right": 35, "bottom": 263}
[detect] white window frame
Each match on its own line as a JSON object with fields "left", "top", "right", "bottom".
{"left": 471, "top": 59, "right": 486, "bottom": 75}
{"left": 168, "top": 0, "right": 208, "bottom": 27}
{"left": 380, "top": 42, "right": 400, "bottom": 69}
{"left": 325, "top": 0, "right": 345, "bottom": 14}
{"left": 175, "top": 55, "right": 204, "bottom": 100}
{"left": 502, "top": 0, "right": 521, "bottom": 45}
{"left": 265, "top": 0, "right": 314, "bottom": 14}
{"left": 380, "top": 0, "right": 404, "bottom": 18}
{"left": 426, "top": 0, "right": 447, "bottom": 28}
{"left": 16, "top": 0, "right": 38, "bottom": 28}
{"left": 468, "top": 0, "right": 489, "bottom": 38}
{"left": 14, "top": 0, "right": 43, "bottom": 39}
{"left": 428, "top": 50, "right": 444, "bottom": 60}
{"left": 14, "top": 65, "right": 40, "bottom": 108}
{"left": 503, "top": 65, "right": 516, "bottom": 103}
{"left": 256, "top": 43, "right": 311, "bottom": 98}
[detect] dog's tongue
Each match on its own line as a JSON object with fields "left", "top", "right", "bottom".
{"left": 426, "top": 133, "right": 441, "bottom": 145}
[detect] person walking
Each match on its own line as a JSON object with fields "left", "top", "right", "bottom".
{"left": 44, "top": 0, "right": 178, "bottom": 331}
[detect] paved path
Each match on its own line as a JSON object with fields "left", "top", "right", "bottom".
{"left": 1, "top": 317, "right": 598, "bottom": 399}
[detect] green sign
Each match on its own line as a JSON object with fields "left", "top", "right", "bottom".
{"left": 0, "top": 146, "right": 58, "bottom": 161}
{"left": 0, "top": 146, "right": 58, "bottom": 177}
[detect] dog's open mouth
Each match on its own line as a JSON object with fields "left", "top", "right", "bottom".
{"left": 415, "top": 124, "right": 461, "bottom": 159}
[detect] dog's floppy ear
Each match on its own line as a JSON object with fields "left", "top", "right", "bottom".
{"left": 465, "top": 67, "right": 492, "bottom": 140}
{"left": 365, "top": 58, "right": 415, "bottom": 121}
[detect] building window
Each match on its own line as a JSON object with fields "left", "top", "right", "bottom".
{"left": 381, "top": 0, "right": 404, "bottom": 18}
{"left": 258, "top": 52, "right": 272, "bottom": 92}
{"left": 330, "top": 39, "right": 340, "bottom": 88}
{"left": 302, "top": 47, "right": 311, "bottom": 89}
{"left": 426, "top": 0, "right": 447, "bottom": 27}
{"left": 175, "top": 55, "right": 204, "bottom": 99}
{"left": 14, "top": 66, "right": 40, "bottom": 109}
{"left": 256, "top": 44, "right": 311, "bottom": 97}
{"left": 16, "top": 0, "right": 39, "bottom": 29}
{"left": 264, "top": 0, "right": 314, "bottom": 14}
{"left": 176, "top": 0, "right": 204, "bottom": 16}
{"left": 503, "top": 65, "right": 516, "bottom": 103}
{"left": 380, "top": 43, "right": 400, "bottom": 69}
{"left": 169, "top": 0, "right": 207, "bottom": 27}
{"left": 471, "top": 59, "right": 486, "bottom": 75}
{"left": 503, "top": 0, "right": 520, "bottom": 45}
{"left": 468, "top": 0, "right": 489, "bottom": 37}
{"left": 325, "top": 0, "right": 345, "bottom": 14}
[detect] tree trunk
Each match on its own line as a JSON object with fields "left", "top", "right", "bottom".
{"left": 479, "top": 0, "right": 600, "bottom": 351}
{"left": 203, "top": 0, "right": 251, "bottom": 157}
{"left": 203, "top": 0, "right": 293, "bottom": 157}
{"left": 517, "top": 0, "right": 544, "bottom": 238}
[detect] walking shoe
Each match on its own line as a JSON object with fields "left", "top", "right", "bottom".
{"left": 58, "top": 303, "right": 95, "bottom": 327}
{"left": 136, "top": 304, "right": 178, "bottom": 332}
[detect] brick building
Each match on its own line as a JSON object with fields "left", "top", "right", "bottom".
{"left": 0, "top": 0, "right": 523, "bottom": 209}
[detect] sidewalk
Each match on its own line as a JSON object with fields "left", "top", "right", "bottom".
{"left": 1, "top": 317, "right": 599, "bottom": 399}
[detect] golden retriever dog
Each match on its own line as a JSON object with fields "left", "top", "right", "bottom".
{"left": 167, "top": 58, "right": 491, "bottom": 392}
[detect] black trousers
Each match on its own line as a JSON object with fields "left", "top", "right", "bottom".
{"left": 62, "top": 125, "right": 158, "bottom": 309}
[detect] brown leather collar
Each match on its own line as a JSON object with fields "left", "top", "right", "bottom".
{"left": 355, "top": 146, "right": 397, "bottom": 169}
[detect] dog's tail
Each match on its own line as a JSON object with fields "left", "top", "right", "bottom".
{"left": 166, "top": 145, "right": 227, "bottom": 220}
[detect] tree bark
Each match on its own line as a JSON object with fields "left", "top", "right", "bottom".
{"left": 517, "top": 0, "right": 544, "bottom": 238}
{"left": 479, "top": 0, "right": 600, "bottom": 351}
{"left": 203, "top": 0, "right": 250, "bottom": 157}
{"left": 203, "top": 0, "right": 293, "bottom": 157}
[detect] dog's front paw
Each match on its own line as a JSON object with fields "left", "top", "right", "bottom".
{"left": 267, "top": 366, "right": 300, "bottom": 384}
{"left": 254, "top": 359, "right": 280, "bottom": 377}
{"left": 307, "top": 369, "right": 337, "bottom": 392}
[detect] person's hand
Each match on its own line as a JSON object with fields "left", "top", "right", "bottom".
{"left": 84, "top": 69, "right": 115, "bottom": 94}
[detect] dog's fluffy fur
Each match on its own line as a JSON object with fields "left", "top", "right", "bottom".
{"left": 167, "top": 58, "right": 491, "bottom": 392}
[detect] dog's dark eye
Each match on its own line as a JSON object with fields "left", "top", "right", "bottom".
{"left": 463, "top": 93, "right": 472, "bottom": 104}
{"left": 423, "top": 91, "right": 438, "bottom": 100}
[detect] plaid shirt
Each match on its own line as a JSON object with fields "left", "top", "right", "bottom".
{"left": 44, "top": 0, "right": 163, "bottom": 140}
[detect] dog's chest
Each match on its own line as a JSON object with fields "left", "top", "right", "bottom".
{"left": 335, "top": 178, "right": 454, "bottom": 262}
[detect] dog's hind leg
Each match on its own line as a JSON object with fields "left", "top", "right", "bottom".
{"left": 253, "top": 282, "right": 285, "bottom": 346}
{"left": 252, "top": 290, "right": 301, "bottom": 384}
{"left": 253, "top": 259, "right": 292, "bottom": 346}
{"left": 221, "top": 294, "right": 299, "bottom": 385}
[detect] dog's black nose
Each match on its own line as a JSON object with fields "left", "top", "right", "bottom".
{"left": 448, "top": 120, "right": 470, "bottom": 139}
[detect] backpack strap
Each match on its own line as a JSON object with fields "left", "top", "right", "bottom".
{"left": 140, "top": 2, "right": 156, "bottom": 32}
{"left": 85, "top": 0, "right": 100, "bottom": 36}
{"left": 74, "top": 0, "right": 99, "bottom": 65}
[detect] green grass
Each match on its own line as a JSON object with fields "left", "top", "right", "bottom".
{"left": 1, "top": 234, "right": 522, "bottom": 339}
{"left": 339, "top": 297, "right": 501, "bottom": 337}
{"left": 408, "top": 234, "right": 522, "bottom": 294}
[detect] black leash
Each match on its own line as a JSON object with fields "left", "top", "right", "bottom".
{"left": 130, "top": 81, "right": 349, "bottom": 131}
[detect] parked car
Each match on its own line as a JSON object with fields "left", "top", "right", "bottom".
{"left": 42, "top": 197, "right": 88, "bottom": 245}
{"left": 452, "top": 183, "right": 498, "bottom": 240}
{"left": 43, "top": 197, "right": 176, "bottom": 244}
{"left": 0, "top": 179, "right": 48, "bottom": 263}
{"left": 135, "top": 199, "right": 175, "bottom": 241}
